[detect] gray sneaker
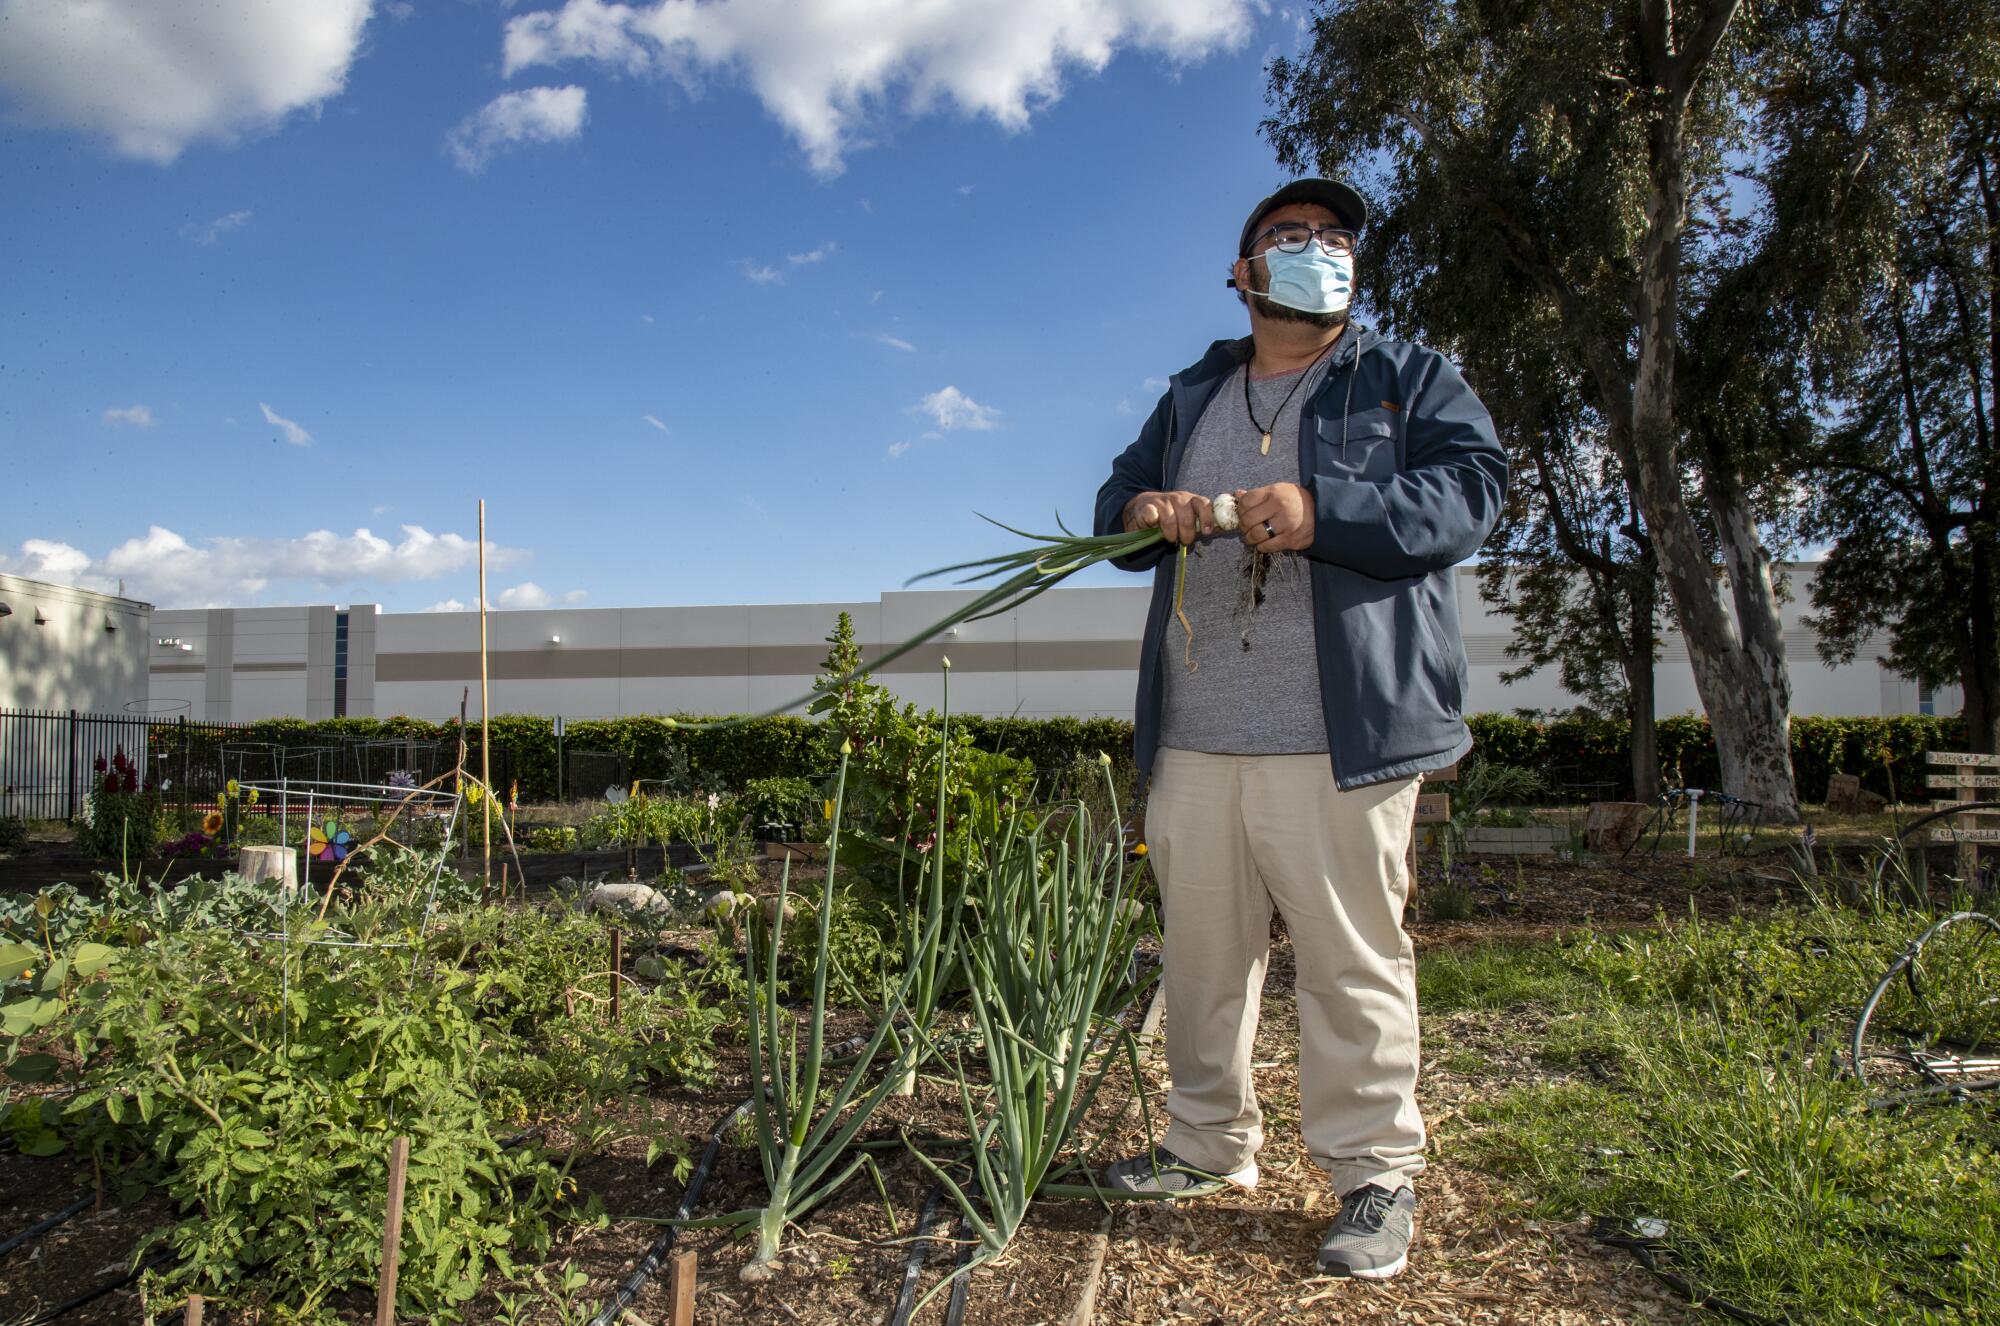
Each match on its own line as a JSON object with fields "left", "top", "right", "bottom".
{"left": 1101, "top": 1145, "right": 1259, "bottom": 1197}
{"left": 1317, "top": 1183, "right": 1417, "bottom": 1279}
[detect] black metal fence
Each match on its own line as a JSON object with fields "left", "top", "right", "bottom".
{"left": 0, "top": 708, "right": 252, "bottom": 822}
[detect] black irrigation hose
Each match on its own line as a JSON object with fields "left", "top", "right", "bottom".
{"left": 942, "top": 1206, "right": 977, "bottom": 1326}
{"left": 1590, "top": 1219, "right": 1776, "bottom": 1326}
{"left": 585, "top": 1098, "right": 751, "bottom": 1326}
{"left": 20, "top": 1248, "right": 175, "bottom": 1326}
{"left": 886, "top": 1182, "right": 948, "bottom": 1326}
{"left": 0, "top": 1193, "right": 92, "bottom": 1262}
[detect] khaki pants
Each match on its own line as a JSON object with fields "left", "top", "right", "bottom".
{"left": 1144, "top": 746, "right": 1426, "bottom": 1196}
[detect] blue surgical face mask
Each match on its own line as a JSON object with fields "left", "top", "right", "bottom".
{"left": 1251, "top": 246, "right": 1353, "bottom": 315}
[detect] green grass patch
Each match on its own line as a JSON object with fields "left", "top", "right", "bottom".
{"left": 1425, "top": 901, "right": 2000, "bottom": 1324}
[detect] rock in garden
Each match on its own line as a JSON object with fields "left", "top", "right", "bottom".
{"left": 760, "top": 894, "right": 796, "bottom": 927}
{"left": 586, "top": 880, "right": 670, "bottom": 916}
{"left": 703, "top": 888, "right": 745, "bottom": 919}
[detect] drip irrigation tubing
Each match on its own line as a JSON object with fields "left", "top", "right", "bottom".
{"left": 584, "top": 1033, "right": 870, "bottom": 1326}
{"left": 585, "top": 1098, "right": 751, "bottom": 1326}
{"left": 1589, "top": 1219, "right": 1775, "bottom": 1326}
{"left": 19, "top": 1248, "right": 174, "bottom": 1326}
{"left": 886, "top": 1183, "right": 948, "bottom": 1326}
{"left": 0, "top": 1193, "right": 92, "bottom": 1262}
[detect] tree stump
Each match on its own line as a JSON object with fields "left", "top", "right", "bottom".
{"left": 237, "top": 844, "right": 301, "bottom": 899}
{"left": 1824, "top": 773, "right": 1888, "bottom": 814}
{"left": 1585, "top": 802, "right": 1652, "bottom": 855}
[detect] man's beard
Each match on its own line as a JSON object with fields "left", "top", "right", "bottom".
{"left": 1248, "top": 262, "right": 1348, "bottom": 330}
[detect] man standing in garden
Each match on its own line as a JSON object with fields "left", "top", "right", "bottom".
{"left": 1094, "top": 179, "right": 1506, "bottom": 1279}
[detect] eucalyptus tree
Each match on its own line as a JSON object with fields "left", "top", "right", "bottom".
{"left": 1755, "top": 0, "right": 2000, "bottom": 752}
{"left": 1266, "top": 0, "right": 1805, "bottom": 817}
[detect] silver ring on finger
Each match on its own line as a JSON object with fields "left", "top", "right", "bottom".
{"left": 1262, "top": 519, "right": 1277, "bottom": 540}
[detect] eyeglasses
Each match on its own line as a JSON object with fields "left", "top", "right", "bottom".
{"left": 1250, "top": 222, "right": 1358, "bottom": 256}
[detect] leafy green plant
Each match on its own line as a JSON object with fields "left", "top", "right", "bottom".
{"left": 741, "top": 775, "right": 819, "bottom": 836}
{"left": 0, "top": 815, "right": 27, "bottom": 854}
{"left": 75, "top": 749, "right": 167, "bottom": 862}
{"left": 527, "top": 825, "right": 578, "bottom": 852}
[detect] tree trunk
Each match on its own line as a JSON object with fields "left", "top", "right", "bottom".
{"left": 1627, "top": 580, "right": 1661, "bottom": 802}
{"left": 1963, "top": 543, "right": 2000, "bottom": 754}
{"left": 1615, "top": 85, "right": 1800, "bottom": 821}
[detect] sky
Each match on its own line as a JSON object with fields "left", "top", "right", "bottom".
{"left": 0, "top": 0, "right": 1327, "bottom": 614}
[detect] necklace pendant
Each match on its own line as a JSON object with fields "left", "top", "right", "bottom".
{"left": 1259, "top": 431, "right": 1272, "bottom": 455}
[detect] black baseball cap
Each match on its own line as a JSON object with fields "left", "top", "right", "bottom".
{"left": 1237, "top": 178, "right": 1369, "bottom": 256}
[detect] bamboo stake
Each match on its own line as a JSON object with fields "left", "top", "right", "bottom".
{"left": 610, "top": 929, "right": 623, "bottom": 1025}
{"left": 668, "top": 1248, "right": 697, "bottom": 1326}
{"left": 376, "top": 1135, "right": 412, "bottom": 1326}
{"left": 478, "top": 499, "right": 491, "bottom": 890}
{"left": 184, "top": 1296, "right": 205, "bottom": 1326}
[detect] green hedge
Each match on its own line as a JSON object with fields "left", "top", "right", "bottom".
{"left": 233, "top": 712, "right": 1964, "bottom": 806}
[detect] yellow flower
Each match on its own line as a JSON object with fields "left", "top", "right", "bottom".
{"left": 202, "top": 811, "right": 225, "bottom": 834}
{"left": 246, "top": 788, "right": 260, "bottom": 805}
{"left": 225, "top": 779, "right": 240, "bottom": 798}
{"left": 1132, "top": 842, "right": 1149, "bottom": 858}
{"left": 465, "top": 782, "right": 484, "bottom": 807}
{"left": 823, "top": 799, "right": 835, "bottom": 821}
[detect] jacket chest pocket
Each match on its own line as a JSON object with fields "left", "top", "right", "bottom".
{"left": 1312, "top": 405, "right": 1401, "bottom": 481}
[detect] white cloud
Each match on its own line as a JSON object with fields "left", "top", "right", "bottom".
{"left": 447, "top": 84, "right": 589, "bottom": 173}
{"left": 885, "top": 440, "right": 913, "bottom": 459}
{"left": 916, "top": 385, "right": 999, "bottom": 431}
{"left": 495, "top": 581, "right": 553, "bottom": 609}
{"left": 1, "top": 525, "right": 525, "bottom": 608}
{"left": 788, "top": 241, "right": 836, "bottom": 265}
{"left": 741, "top": 260, "right": 784, "bottom": 285}
{"left": 957, "top": 183, "right": 975, "bottom": 195}
{"left": 642, "top": 413, "right": 671, "bottom": 433}
{"left": 502, "top": 0, "right": 1254, "bottom": 175}
{"left": 876, "top": 334, "right": 916, "bottom": 352}
{"left": 103, "top": 403, "right": 155, "bottom": 428}
{"left": 641, "top": 312, "right": 655, "bottom": 324}
{"left": 1116, "top": 399, "right": 1135, "bottom": 415}
{"left": 179, "top": 209, "right": 252, "bottom": 244}
{"left": 0, "top": 0, "right": 373, "bottom": 163}
{"left": 867, "top": 289, "right": 884, "bottom": 304}
{"left": 562, "top": 588, "right": 589, "bottom": 604}
{"left": 1142, "top": 376, "right": 1169, "bottom": 391}
{"left": 259, "top": 401, "right": 312, "bottom": 446}
{"left": 426, "top": 598, "right": 469, "bottom": 613}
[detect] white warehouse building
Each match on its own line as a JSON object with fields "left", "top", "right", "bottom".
{"left": 147, "top": 564, "right": 1958, "bottom": 725}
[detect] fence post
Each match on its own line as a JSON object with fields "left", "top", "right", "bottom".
{"left": 65, "top": 709, "right": 79, "bottom": 822}
{"left": 178, "top": 715, "right": 191, "bottom": 831}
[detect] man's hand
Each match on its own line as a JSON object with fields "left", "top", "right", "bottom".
{"left": 1122, "top": 490, "right": 1215, "bottom": 545}
{"left": 1236, "top": 483, "right": 1315, "bottom": 553}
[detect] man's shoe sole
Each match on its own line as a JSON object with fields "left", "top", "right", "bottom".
{"left": 1318, "top": 1250, "right": 1407, "bottom": 1280}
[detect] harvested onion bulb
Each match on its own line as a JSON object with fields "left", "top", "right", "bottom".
{"left": 1211, "top": 492, "right": 1240, "bottom": 531}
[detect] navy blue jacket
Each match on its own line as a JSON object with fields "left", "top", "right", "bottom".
{"left": 1094, "top": 328, "right": 1507, "bottom": 791}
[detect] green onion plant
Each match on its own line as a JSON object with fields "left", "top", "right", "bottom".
{"left": 910, "top": 758, "right": 1159, "bottom": 1278}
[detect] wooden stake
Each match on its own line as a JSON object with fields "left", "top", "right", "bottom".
{"left": 478, "top": 499, "right": 491, "bottom": 890}
{"left": 500, "top": 860, "right": 510, "bottom": 904}
{"left": 668, "top": 1248, "right": 698, "bottom": 1326}
{"left": 184, "top": 1296, "right": 205, "bottom": 1326}
{"left": 376, "top": 1135, "right": 412, "bottom": 1326}
{"left": 610, "top": 929, "right": 623, "bottom": 1025}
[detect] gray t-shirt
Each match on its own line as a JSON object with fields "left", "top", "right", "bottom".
{"left": 1158, "top": 359, "right": 1332, "bottom": 755}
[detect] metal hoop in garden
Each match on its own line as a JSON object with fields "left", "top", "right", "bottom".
{"left": 238, "top": 776, "right": 465, "bottom": 950}
{"left": 1850, "top": 910, "right": 2000, "bottom": 1104}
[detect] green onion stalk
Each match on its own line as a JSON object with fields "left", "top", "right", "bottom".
{"left": 664, "top": 501, "right": 1238, "bottom": 735}
{"left": 907, "top": 758, "right": 1159, "bottom": 1283}
{"left": 728, "top": 739, "right": 952, "bottom": 1282}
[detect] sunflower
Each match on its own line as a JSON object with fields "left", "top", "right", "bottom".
{"left": 202, "top": 810, "right": 225, "bottom": 834}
